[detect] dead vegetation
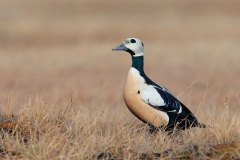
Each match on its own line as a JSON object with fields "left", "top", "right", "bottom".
{"left": 0, "top": 96, "right": 239, "bottom": 159}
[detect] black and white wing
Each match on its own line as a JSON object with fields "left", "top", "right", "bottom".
{"left": 140, "top": 83, "right": 204, "bottom": 129}
{"left": 140, "top": 84, "right": 184, "bottom": 114}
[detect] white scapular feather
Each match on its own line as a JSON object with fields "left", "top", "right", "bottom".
{"left": 140, "top": 86, "right": 165, "bottom": 107}
{"left": 129, "top": 67, "right": 166, "bottom": 107}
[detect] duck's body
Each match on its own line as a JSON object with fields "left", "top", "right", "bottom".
{"left": 113, "top": 38, "right": 205, "bottom": 131}
{"left": 124, "top": 66, "right": 169, "bottom": 127}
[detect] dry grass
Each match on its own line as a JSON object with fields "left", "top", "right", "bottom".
{"left": 0, "top": 96, "right": 240, "bottom": 159}
{"left": 0, "top": 0, "right": 240, "bottom": 159}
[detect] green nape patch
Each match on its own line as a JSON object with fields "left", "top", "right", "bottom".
{"left": 125, "top": 40, "right": 130, "bottom": 44}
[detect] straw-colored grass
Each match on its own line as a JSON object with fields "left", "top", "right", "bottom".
{"left": 0, "top": 0, "right": 240, "bottom": 159}
{"left": 0, "top": 96, "right": 240, "bottom": 159}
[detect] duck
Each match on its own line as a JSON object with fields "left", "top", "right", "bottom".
{"left": 112, "top": 38, "right": 206, "bottom": 132}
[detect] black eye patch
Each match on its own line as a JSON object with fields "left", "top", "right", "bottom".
{"left": 130, "top": 39, "right": 136, "bottom": 43}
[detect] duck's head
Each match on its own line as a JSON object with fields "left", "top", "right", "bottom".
{"left": 112, "top": 38, "right": 144, "bottom": 57}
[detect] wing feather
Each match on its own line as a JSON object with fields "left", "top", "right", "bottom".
{"left": 140, "top": 84, "right": 182, "bottom": 114}
{"left": 140, "top": 86, "right": 165, "bottom": 107}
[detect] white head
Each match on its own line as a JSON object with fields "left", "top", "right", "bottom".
{"left": 112, "top": 38, "right": 144, "bottom": 57}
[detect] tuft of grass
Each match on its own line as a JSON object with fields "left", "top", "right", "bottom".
{"left": 0, "top": 97, "right": 239, "bottom": 159}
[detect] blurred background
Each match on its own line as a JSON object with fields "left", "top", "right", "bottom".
{"left": 0, "top": 0, "right": 240, "bottom": 114}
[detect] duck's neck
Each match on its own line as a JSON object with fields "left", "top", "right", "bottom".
{"left": 131, "top": 56, "right": 144, "bottom": 74}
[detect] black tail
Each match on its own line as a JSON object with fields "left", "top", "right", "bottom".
{"left": 197, "top": 122, "right": 206, "bottom": 128}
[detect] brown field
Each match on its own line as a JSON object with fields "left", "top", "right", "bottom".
{"left": 0, "top": 0, "right": 240, "bottom": 159}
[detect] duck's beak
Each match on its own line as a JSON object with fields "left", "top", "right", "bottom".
{"left": 112, "top": 43, "right": 128, "bottom": 51}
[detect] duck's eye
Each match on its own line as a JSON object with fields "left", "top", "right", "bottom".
{"left": 130, "top": 39, "right": 136, "bottom": 43}
{"left": 141, "top": 43, "right": 144, "bottom": 46}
